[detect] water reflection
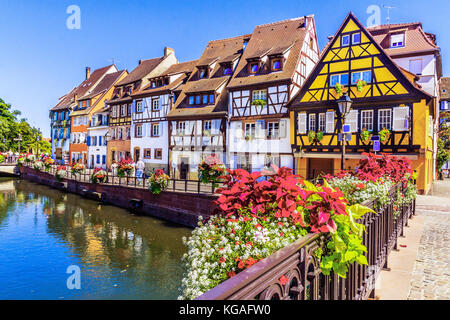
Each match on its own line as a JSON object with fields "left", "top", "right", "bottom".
{"left": 0, "top": 178, "right": 191, "bottom": 299}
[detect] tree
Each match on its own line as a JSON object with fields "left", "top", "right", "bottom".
{"left": 437, "top": 111, "right": 450, "bottom": 179}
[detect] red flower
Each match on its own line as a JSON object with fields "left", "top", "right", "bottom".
{"left": 279, "top": 275, "right": 289, "bottom": 285}
{"left": 356, "top": 183, "right": 366, "bottom": 189}
{"left": 227, "top": 271, "right": 236, "bottom": 278}
{"left": 219, "top": 257, "right": 226, "bottom": 264}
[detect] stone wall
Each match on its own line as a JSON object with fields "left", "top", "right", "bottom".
{"left": 19, "top": 166, "right": 217, "bottom": 228}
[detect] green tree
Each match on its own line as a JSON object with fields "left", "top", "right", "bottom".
{"left": 437, "top": 111, "right": 450, "bottom": 179}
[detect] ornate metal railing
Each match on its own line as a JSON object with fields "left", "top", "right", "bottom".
{"left": 197, "top": 184, "right": 415, "bottom": 300}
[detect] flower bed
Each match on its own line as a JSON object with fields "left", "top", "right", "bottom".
{"left": 43, "top": 156, "right": 55, "bottom": 172}
{"left": 33, "top": 160, "right": 44, "bottom": 171}
{"left": 179, "top": 153, "right": 417, "bottom": 300}
{"left": 148, "top": 169, "right": 169, "bottom": 195}
{"left": 91, "top": 168, "right": 107, "bottom": 184}
{"left": 71, "top": 163, "right": 85, "bottom": 176}
{"left": 179, "top": 166, "right": 374, "bottom": 299}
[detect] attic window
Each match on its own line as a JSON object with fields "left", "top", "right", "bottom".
{"left": 224, "top": 66, "right": 232, "bottom": 75}
{"left": 390, "top": 33, "right": 405, "bottom": 48}
{"left": 250, "top": 63, "right": 259, "bottom": 74}
{"left": 199, "top": 68, "right": 208, "bottom": 79}
{"left": 271, "top": 59, "right": 282, "bottom": 71}
{"left": 341, "top": 34, "right": 350, "bottom": 47}
{"left": 352, "top": 32, "right": 361, "bottom": 45}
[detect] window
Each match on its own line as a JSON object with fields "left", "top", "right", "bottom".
{"left": 265, "top": 155, "right": 280, "bottom": 168}
{"left": 177, "top": 121, "right": 186, "bottom": 134}
{"left": 209, "top": 94, "right": 215, "bottom": 104}
{"left": 119, "top": 128, "right": 123, "bottom": 140}
{"left": 202, "top": 95, "right": 208, "bottom": 104}
{"left": 267, "top": 122, "right": 279, "bottom": 139}
{"left": 203, "top": 120, "right": 211, "bottom": 133}
{"left": 330, "top": 73, "right": 349, "bottom": 86}
{"left": 318, "top": 113, "right": 326, "bottom": 132}
{"left": 244, "top": 123, "right": 256, "bottom": 138}
{"left": 252, "top": 89, "right": 267, "bottom": 102}
{"left": 271, "top": 59, "right": 282, "bottom": 71}
{"left": 352, "top": 71, "right": 372, "bottom": 84}
{"left": 102, "top": 155, "right": 106, "bottom": 164}
{"left": 352, "top": 32, "right": 361, "bottom": 45}
{"left": 152, "top": 98, "right": 160, "bottom": 111}
{"left": 154, "top": 149, "right": 163, "bottom": 160}
{"left": 341, "top": 34, "right": 350, "bottom": 46}
{"left": 236, "top": 154, "right": 251, "bottom": 172}
{"left": 409, "top": 59, "right": 423, "bottom": 75}
{"left": 361, "top": 110, "right": 374, "bottom": 131}
{"left": 53, "top": 113, "right": 58, "bottom": 121}
{"left": 378, "top": 109, "right": 392, "bottom": 131}
{"left": 152, "top": 123, "right": 160, "bottom": 137}
{"left": 390, "top": 33, "right": 405, "bottom": 48}
{"left": 195, "top": 95, "right": 201, "bottom": 104}
{"left": 96, "top": 155, "right": 100, "bottom": 164}
{"left": 136, "top": 101, "right": 143, "bottom": 112}
{"left": 136, "top": 125, "right": 143, "bottom": 137}
{"left": 250, "top": 63, "right": 259, "bottom": 74}
{"left": 128, "top": 104, "right": 132, "bottom": 115}
{"left": 309, "top": 114, "right": 316, "bottom": 132}
{"left": 224, "top": 67, "right": 232, "bottom": 75}
{"left": 199, "top": 68, "right": 207, "bottom": 79}
{"left": 189, "top": 96, "right": 194, "bottom": 105}
{"left": 112, "top": 106, "right": 117, "bottom": 117}
{"left": 120, "top": 105, "right": 126, "bottom": 116}
{"left": 144, "top": 148, "right": 151, "bottom": 159}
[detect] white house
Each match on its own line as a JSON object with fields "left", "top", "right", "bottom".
{"left": 87, "top": 109, "right": 109, "bottom": 169}
{"left": 226, "top": 16, "right": 319, "bottom": 172}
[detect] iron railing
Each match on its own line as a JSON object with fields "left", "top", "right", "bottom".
{"left": 23, "top": 163, "right": 220, "bottom": 195}
{"left": 197, "top": 184, "right": 415, "bottom": 300}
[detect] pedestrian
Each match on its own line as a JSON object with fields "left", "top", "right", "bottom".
{"left": 136, "top": 158, "right": 145, "bottom": 184}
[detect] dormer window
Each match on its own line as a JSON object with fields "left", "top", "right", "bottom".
{"left": 271, "top": 59, "right": 282, "bottom": 71}
{"left": 224, "top": 66, "right": 232, "bottom": 75}
{"left": 199, "top": 68, "right": 208, "bottom": 79}
{"left": 189, "top": 96, "right": 194, "bottom": 105}
{"left": 250, "top": 63, "right": 259, "bottom": 74}
{"left": 195, "top": 95, "right": 201, "bottom": 104}
{"left": 390, "top": 33, "right": 405, "bottom": 48}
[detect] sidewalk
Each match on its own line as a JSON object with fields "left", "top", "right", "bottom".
{"left": 375, "top": 178, "right": 450, "bottom": 300}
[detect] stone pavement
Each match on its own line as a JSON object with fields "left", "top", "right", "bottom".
{"left": 376, "top": 179, "right": 450, "bottom": 300}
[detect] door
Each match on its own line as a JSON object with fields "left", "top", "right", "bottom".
{"left": 180, "top": 157, "right": 189, "bottom": 180}
{"left": 134, "top": 148, "right": 140, "bottom": 162}
{"left": 307, "top": 158, "right": 333, "bottom": 180}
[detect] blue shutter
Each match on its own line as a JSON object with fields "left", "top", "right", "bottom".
{"left": 96, "top": 155, "right": 100, "bottom": 164}
{"left": 98, "top": 136, "right": 102, "bottom": 146}
{"left": 86, "top": 136, "right": 91, "bottom": 146}
{"left": 102, "top": 155, "right": 106, "bottom": 164}
{"left": 132, "top": 100, "right": 136, "bottom": 113}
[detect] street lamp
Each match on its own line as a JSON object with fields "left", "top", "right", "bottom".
{"left": 336, "top": 93, "right": 353, "bottom": 171}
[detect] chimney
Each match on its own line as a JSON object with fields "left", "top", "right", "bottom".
{"left": 164, "top": 47, "right": 175, "bottom": 57}
{"left": 303, "top": 16, "right": 308, "bottom": 28}
{"left": 138, "top": 59, "right": 142, "bottom": 65}
{"left": 85, "top": 67, "right": 91, "bottom": 80}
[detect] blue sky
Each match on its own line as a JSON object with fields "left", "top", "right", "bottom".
{"left": 1, "top": 0, "right": 449, "bottom": 137}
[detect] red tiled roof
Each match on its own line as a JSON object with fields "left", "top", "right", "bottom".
{"left": 115, "top": 57, "right": 164, "bottom": 86}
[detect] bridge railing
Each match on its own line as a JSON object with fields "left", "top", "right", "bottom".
{"left": 197, "top": 184, "right": 415, "bottom": 300}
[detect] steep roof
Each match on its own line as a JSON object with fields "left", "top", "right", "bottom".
{"left": 367, "top": 22, "right": 439, "bottom": 57}
{"left": 51, "top": 65, "right": 116, "bottom": 111}
{"left": 79, "top": 70, "right": 127, "bottom": 101}
{"left": 228, "top": 16, "right": 311, "bottom": 88}
{"left": 115, "top": 57, "right": 164, "bottom": 86}
{"left": 168, "top": 34, "right": 250, "bottom": 118}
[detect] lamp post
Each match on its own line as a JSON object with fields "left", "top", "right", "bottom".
{"left": 336, "top": 93, "right": 353, "bottom": 171}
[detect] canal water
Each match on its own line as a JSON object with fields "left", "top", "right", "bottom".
{"left": 0, "top": 178, "right": 192, "bottom": 299}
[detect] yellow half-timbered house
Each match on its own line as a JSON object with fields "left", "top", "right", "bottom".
{"left": 289, "top": 13, "right": 434, "bottom": 194}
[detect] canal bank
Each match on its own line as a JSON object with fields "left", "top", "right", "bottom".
{"left": 18, "top": 165, "right": 217, "bottom": 228}
{"left": 0, "top": 178, "right": 192, "bottom": 299}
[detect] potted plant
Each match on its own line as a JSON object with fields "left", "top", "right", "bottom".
{"left": 148, "top": 169, "right": 170, "bottom": 195}
{"left": 379, "top": 128, "right": 391, "bottom": 143}
{"left": 33, "top": 160, "right": 44, "bottom": 171}
{"left": 117, "top": 158, "right": 134, "bottom": 178}
{"left": 198, "top": 155, "right": 226, "bottom": 189}
{"left": 334, "top": 83, "right": 343, "bottom": 95}
{"left": 251, "top": 99, "right": 267, "bottom": 111}
{"left": 356, "top": 79, "right": 367, "bottom": 93}
{"left": 91, "top": 167, "right": 107, "bottom": 184}
{"left": 71, "top": 163, "right": 85, "bottom": 176}
{"left": 43, "top": 157, "right": 55, "bottom": 172}
{"left": 361, "top": 129, "right": 372, "bottom": 143}
{"left": 55, "top": 165, "right": 67, "bottom": 182}
{"left": 307, "top": 131, "right": 324, "bottom": 144}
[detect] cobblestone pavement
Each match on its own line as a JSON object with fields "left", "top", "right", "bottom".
{"left": 407, "top": 179, "right": 450, "bottom": 300}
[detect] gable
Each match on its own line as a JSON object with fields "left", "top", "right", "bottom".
{"left": 294, "top": 13, "right": 427, "bottom": 106}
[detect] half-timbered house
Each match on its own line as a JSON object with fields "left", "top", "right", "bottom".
{"left": 130, "top": 60, "right": 198, "bottom": 173}
{"left": 106, "top": 48, "right": 178, "bottom": 166}
{"left": 289, "top": 13, "right": 435, "bottom": 194}
{"left": 167, "top": 35, "right": 251, "bottom": 179}
{"left": 226, "top": 16, "right": 319, "bottom": 172}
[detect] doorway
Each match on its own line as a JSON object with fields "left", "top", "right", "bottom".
{"left": 180, "top": 157, "right": 189, "bottom": 180}
{"left": 307, "top": 158, "right": 334, "bottom": 180}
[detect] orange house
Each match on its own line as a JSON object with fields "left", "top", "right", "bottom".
{"left": 69, "top": 66, "right": 127, "bottom": 164}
